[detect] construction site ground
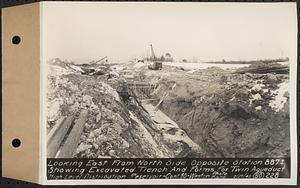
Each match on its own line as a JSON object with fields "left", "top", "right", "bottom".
{"left": 46, "top": 59, "right": 290, "bottom": 158}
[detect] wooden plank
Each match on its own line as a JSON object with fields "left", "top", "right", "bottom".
{"left": 47, "top": 117, "right": 66, "bottom": 144}
{"left": 141, "top": 102, "right": 179, "bottom": 128}
{"left": 57, "top": 110, "right": 88, "bottom": 158}
{"left": 47, "top": 116, "right": 74, "bottom": 158}
{"left": 154, "top": 83, "right": 176, "bottom": 110}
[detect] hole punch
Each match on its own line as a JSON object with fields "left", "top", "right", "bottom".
{"left": 12, "top": 36, "right": 21, "bottom": 44}
{"left": 12, "top": 138, "right": 21, "bottom": 148}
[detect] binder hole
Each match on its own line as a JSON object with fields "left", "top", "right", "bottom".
{"left": 12, "top": 138, "right": 21, "bottom": 148}
{"left": 12, "top": 36, "right": 21, "bottom": 44}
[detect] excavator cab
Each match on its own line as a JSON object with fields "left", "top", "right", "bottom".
{"left": 148, "top": 62, "right": 162, "bottom": 70}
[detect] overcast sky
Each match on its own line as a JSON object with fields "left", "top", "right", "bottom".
{"left": 41, "top": 2, "right": 297, "bottom": 63}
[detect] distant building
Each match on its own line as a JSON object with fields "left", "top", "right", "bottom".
{"left": 182, "top": 59, "right": 188, "bottom": 63}
{"left": 164, "top": 53, "right": 174, "bottom": 62}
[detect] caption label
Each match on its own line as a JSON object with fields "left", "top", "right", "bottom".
{"left": 47, "top": 158, "right": 290, "bottom": 179}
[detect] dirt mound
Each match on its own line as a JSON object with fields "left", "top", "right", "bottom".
{"left": 236, "top": 62, "right": 289, "bottom": 74}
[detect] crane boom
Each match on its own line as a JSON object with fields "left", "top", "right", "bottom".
{"left": 87, "top": 56, "right": 108, "bottom": 65}
{"left": 150, "top": 44, "right": 156, "bottom": 61}
{"left": 94, "top": 56, "right": 108, "bottom": 64}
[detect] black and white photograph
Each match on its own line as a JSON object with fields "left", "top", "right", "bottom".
{"left": 42, "top": 2, "right": 297, "bottom": 184}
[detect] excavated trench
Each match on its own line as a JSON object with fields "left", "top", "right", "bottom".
{"left": 140, "top": 71, "right": 290, "bottom": 158}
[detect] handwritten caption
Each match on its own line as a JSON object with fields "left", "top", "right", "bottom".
{"left": 47, "top": 158, "right": 290, "bottom": 179}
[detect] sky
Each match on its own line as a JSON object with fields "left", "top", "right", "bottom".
{"left": 41, "top": 2, "right": 297, "bottom": 63}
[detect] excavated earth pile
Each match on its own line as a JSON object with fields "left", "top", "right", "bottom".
{"left": 138, "top": 67, "right": 290, "bottom": 158}
{"left": 46, "top": 59, "right": 203, "bottom": 158}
